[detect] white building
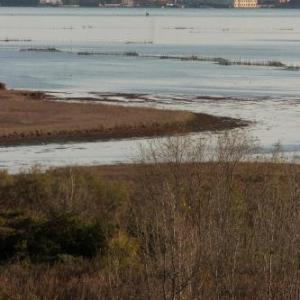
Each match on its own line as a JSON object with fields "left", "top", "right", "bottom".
{"left": 234, "top": 0, "right": 257, "bottom": 7}
{"left": 40, "top": 0, "right": 62, "bottom": 4}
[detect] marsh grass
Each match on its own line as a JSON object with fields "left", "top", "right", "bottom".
{"left": 0, "top": 88, "right": 244, "bottom": 146}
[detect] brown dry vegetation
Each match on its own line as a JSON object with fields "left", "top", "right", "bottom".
{"left": 0, "top": 86, "right": 246, "bottom": 146}
{"left": 0, "top": 133, "right": 300, "bottom": 299}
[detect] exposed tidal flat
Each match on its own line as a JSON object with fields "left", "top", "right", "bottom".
{"left": 0, "top": 7, "right": 300, "bottom": 170}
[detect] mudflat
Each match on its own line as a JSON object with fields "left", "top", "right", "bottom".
{"left": 0, "top": 86, "right": 247, "bottom": 146}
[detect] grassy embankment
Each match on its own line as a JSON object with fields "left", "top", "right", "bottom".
{"left": 0, "top": 134, "right": 300, "bottom": 299}
{"left": 0, "top": 84, "right": 246, "bottom": 146}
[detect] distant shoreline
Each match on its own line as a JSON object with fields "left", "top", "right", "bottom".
{"left": 0, "top": 84, "right": 248, "bottom": 147}
{"left": 0, "top": 5, "right": 297, "bottom": 8}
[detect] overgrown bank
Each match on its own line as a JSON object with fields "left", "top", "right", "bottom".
{"left": 0, "top": 135, "right": 300, "bottom": 299}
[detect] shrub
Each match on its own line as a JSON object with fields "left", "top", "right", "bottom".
{"left": 0, "top": 212, "right": 113, "bottom": 263}
{"left": 0, "top": 167, "right": 128, "bottom": 222}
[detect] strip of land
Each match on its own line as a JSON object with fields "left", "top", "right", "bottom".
{"left": 20, "top": 48, "right": 300, "bottom": 71}
{"left": 0, "top": 84, "right": 248, "bottom": 146}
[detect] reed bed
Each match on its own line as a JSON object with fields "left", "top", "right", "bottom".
{"left": 0, "top": 87, "right": 244, "bottom": 146}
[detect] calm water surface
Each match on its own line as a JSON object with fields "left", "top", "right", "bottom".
{"left": 0, "top": 7, "right": 299, "bottom": 171}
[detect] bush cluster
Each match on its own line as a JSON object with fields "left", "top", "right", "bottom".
{"left": 0, "top": 212, "right": 113, "bottom": 263}
{"left": 0, "top": 135, "right": 300, "bottom": 299}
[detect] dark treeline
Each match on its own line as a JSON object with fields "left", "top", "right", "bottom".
{"left": 0, "top": 0, "right": 39, "bottom": 6}
{"left": 1, "top": 0, "right": 298, "bottom": 7}
{"left": 0, "top": 0, "right": 100, "bottom": 6}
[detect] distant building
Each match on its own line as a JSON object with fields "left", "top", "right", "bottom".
{"left": 177, "top": 0, "right": 232, "bottom": 8}
{"left": 122, "top": 0, "right": 134, "bottom": 6}
{"left": 40, "top": 0, "right": 62, "bottom": 4}
{"left": 234, "top": 0, "right": 257, "bottom": 7}
{"left": 79, "top": 0, "right": 99, "bottom": 5}
{"left": 61, "top": 0, "right": 79, "bottom": 5}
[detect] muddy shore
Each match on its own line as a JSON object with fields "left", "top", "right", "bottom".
{"left": 0, "top": 84, "right": 248, "bottom": 146}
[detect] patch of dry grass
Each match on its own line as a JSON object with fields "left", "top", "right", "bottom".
{"left": 0, "top": 88, "right": 246, "bottom": 145}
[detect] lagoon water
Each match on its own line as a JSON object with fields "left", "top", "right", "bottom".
{"left": 0, "top": 7, "right": 299, "bottom": 171}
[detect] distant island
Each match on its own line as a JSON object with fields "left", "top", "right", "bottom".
{"left": 0, "top": 0, "right": 299, "bottom": 9}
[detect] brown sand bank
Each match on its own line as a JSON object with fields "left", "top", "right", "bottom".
{"left": 0, "top": 85, "right": 248, "bottom": 146}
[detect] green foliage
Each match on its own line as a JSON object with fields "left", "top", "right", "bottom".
{"left": 0, "top": 167, "right": 128, "bottom": 223}
{"left": 0, "top": 212, "right": 114, "bottom": 263}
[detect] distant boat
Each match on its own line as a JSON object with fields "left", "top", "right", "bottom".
{"left": 146, "top": 11, "right": 150, "bottom": 16}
